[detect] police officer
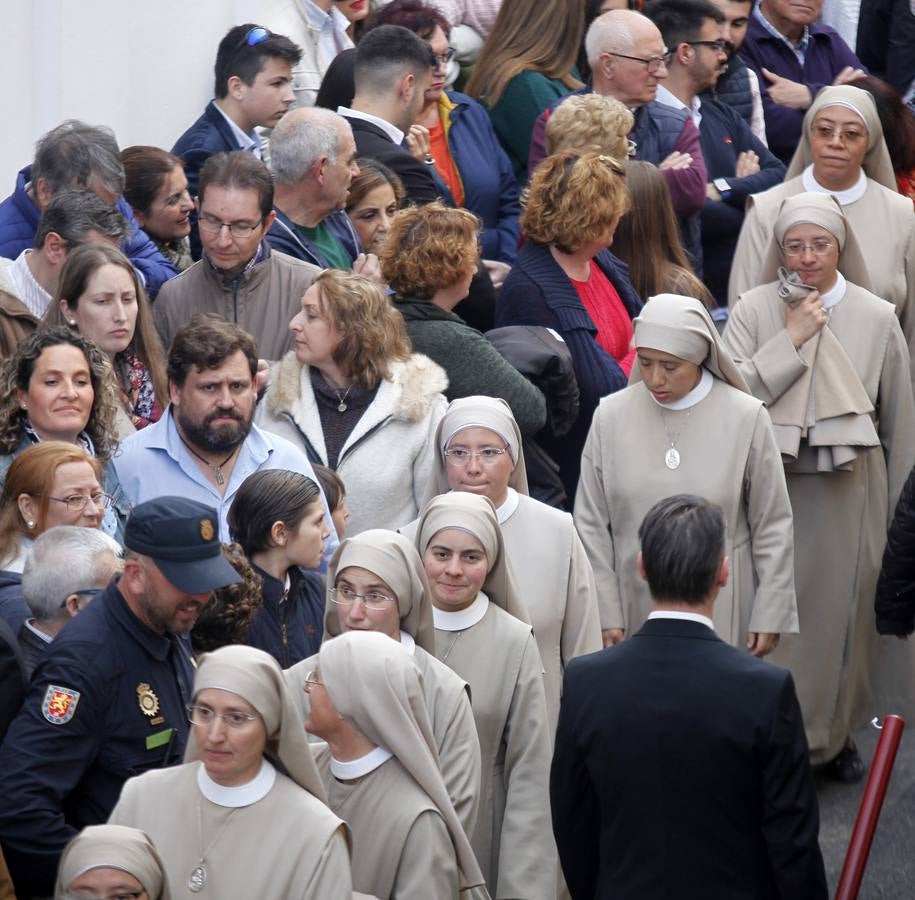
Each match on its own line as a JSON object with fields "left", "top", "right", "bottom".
{"left": 0, "top": 496, "right": 240, "bottom": 898}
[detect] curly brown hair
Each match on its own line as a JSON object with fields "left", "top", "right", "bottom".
{"left": 0, "top": 328, "right": 121, "bottom": 460}
{"left": 522, "top": 150, "right": 631, "bottom": 254}
{"left": 545, "top": 94, "right": 634, "bottom": 159}
{"left": 378, "top": 201, "right": 480, "bottom": 299}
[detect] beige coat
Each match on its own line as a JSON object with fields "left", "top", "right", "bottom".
{"left": 574, "top": 378, "right": 798, "bottom": 641}
{"left": 725, "top": 280, "right": 915, "bottom": 760}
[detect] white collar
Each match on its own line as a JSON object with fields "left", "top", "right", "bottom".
{"left": 8, "top": 250, "right": 51, "bottom": 318}
{"left": 802, "top": 164, "right": 868, "bottom": 205}
{"left": 399, "top": 629, "right": 416, "bottom": 655}
{"left": 655, "top": 84, "right": 702, "bottom": 128}
{"left": 24, "top": 619, "right": 53, "bottom": 643}
{"left": 213, "top": 103, "right": 261, "bottom": 159}
{"left": 648, "top": 610, "right": 715, "bottom": 630}
{"left": 819, "top": 271, "right": 847, "bottom": 309}
{"left": 432, "top": 591, "right": 490, "bottom": 631}
{"left": 330, "top": 745, "right": 393, "bottom": 780}
{"left": 495, "top": 487, "right": 520, "bottom": 524}
{"left": 302, "top": 0, "right": 350, "bottom": 31}
{"left": 649, "top": 366, "right": 714, "bottom": 410}
{"left": 337, "top": 106, "right": 405, "bottom": 145}
{"left": 196, "top": 758, "right": 276, "bottom": 807}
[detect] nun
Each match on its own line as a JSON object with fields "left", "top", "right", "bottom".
{"left": 724, "top": 192, "right": 915, "bottom": 778}
{"left": 306, "top": 630, "right": 488, "bottom": 900}
{"left": 109, "top": 644, "right": 351, "bottom": 899}
{"left": 416, "top": 492, "right": 557, "bottom": 900}
{"left": 574, "top": 295, "right": 798, "bottom": 654}
{"left": 285, "top": 528, "right": 482, "bottom": 835}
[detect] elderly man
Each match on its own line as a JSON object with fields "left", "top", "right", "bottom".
{"left": 0, "top": 497, "right": 241, "bottom": 898}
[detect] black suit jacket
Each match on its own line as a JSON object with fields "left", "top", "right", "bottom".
{"left": 551, "top": 618, "right": 827, "bottom": 900}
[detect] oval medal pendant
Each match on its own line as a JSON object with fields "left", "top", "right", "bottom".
{"left": 665, "top": 448, "right": 681, "bottom": 470}
{"left": 188, "top": 864, "right": 207, "bottom": 893}
{"left": 337, "top": 401, "right": 348, "bottom": 413}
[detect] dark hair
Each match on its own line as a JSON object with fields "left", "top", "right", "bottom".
{"left": 121, "top": 146, "right": 185, "bottom": 216}
{"left": 34, "top": 189, "right": 129, "bottom": 250}
{"left": 346, "top": 158, "right": 407, "bottom": 212}
{"left": 366, "top": 0, "right": 451, "bottom": 40}
{"left": 852, "top": 75, "right": 915, "bottom": 174}
{"left": 198, "top": 151, "right": 274, "bottom": 219}
{"left": 213, "top": 23, "right": 302, "bottom": 99}
{"left": 32, "top": 120, "right": 125, "bottom": 198}
{"left": 644, "top": 0, "right": 724, "bottom": 47}
{"left": 638, "top": 494, "right": 725, "bottom": 604}
{"left": 316, "top": 48, "right": 357, "bottom": 111}
{"left": 311, "top": 464, "right": 347, "bottom": 512}
{"left": 167, "top": 315, "right": 259, "bottom": 388}
{"left": 353, "top": 25, "right": 437, "bottom": 96}
{"left": 228, "top": 470, "right": 322, "bottom": 556}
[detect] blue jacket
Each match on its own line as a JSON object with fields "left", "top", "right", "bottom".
{"left": 0, "top": 167, "right": 178, "bottom": 299}
{"left": 497, "top": 242, "right": 642, "bottom": 500}
{"left": 267, "top": 207, "right": 362, "bottom": 267}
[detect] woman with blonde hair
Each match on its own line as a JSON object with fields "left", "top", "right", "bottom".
{"left": 256, "top": 268, "right": 447, "bottom": 535}
{"left": 545, "top": 93, "right": 634, "bottom": 159}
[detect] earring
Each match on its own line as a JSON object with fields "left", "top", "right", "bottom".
{"left": 68, "top": 319, "right": 77, "bottom": 327}
{"left": 26, "top": 520, "right": 35, "bottom": 530}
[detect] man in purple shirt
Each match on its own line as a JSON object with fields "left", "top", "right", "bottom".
{"left": 737, "top": 0, "right": 865, "bottom": 163}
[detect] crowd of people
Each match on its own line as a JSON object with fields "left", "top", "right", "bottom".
{"left": 0, "top": 0, "right": 914, "bottom": 897}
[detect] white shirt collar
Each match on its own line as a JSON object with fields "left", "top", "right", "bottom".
{"left": 399, "top": 629, "right": 416, "bottom": 655}
{"left": 649, "top": 366, "right": 714, "bottom": 410}
{"left": 432, "top": 591, "right": 490, "bottom": 631}
{"left": 819, "top": 271, "right": 847, "bottom": 309}
{"left": 336, "top": 106, "right": 405, "bottom": 146}
{"left": 24, "top": 619, "right": 53, "bottom": 643}
{"left": 7, "top": 250, "right": 51, "bottom": 318}
{"left": 655, "top": 84, "right": 702, "bottom": 128}
{"left": 648, "top": 610, "right": 715, "bottom": 630}
{"left": 213, "top": 103, "right": 262, "bottom": 159}
{"left": 495, "top": 487, "right": 520, "bottom": 524}
{"left": 801, "top": 164, "right": 868, "bottom": 205}
{"left": 330, "top": 745, "right": 393, "bottom": 780}
{"left": 197, "top": 758, "right": 276, "bottom": 807}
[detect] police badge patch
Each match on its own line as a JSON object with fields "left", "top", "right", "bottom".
{"left": 42, "top": 685, "right": 80, "bottom": 724}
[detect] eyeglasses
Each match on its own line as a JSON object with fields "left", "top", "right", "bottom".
{"left": 198, "top": 214, "right": 265, "bottom": 238}
{"left": 432, "top": 47, "right": 457, "bottom": 67}
{"left": 781, "top": 239, "right": 836, "bottom": 257}
{"left": 46, "top": 492, "right": 113, "bottom": 512}
{"left": 186, "top": 705, "right": 260, "bottom": 729}
{"left": 303, "top": 668, "right": 323, "bottom": 693}
{"left": 329, "top": 585, "right": 397, "bottom": 608}
{"left": 443, "top": 446, "right": 510, "bottom": 466}
{"left": 812, "top": 123, "right": 867, "bottom": 144}
{"left": 686, "top": 38, "right": 729, "bottom": 53}
{"left": 609, "top": 49, "right": 672, "bottom": 74}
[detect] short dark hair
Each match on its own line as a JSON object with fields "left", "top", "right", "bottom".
{"left": 228, "top": 469, "right": 321, "bottom": 555}
{"left": 167, "top": 315, "right": 259, "bottom": 388}
{"left": 213, "top": 23, "right": 302, "bottom": 98}
{"left": 644, "top": 0, "right": 724, "bottom": 47}
{"left": 198, "top": 151, "right": 274, "bottom": 219}
{"left": 353, "top": 25, "right": 436, "bottom": 96}
{"left": 32, "top": 120, "right": 125, "bottom": 198}
{"left": 34, "top": 189, "right": 129, "bottom": 250}
{"left": 638, "top": 495, "right": 725, "bottom": 605}
{"left": 366, "top": 0, "right": 451, "bottom": 40}
{"left": 121, "top": 146, "right": 184, "bottom": 217}
{"left": 312, "top": 463, "right": 347, "bottom": 512}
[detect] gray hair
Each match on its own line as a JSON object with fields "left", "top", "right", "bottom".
{"left": 270, "top": 108, "right": 348, "bottom": 184}
{"left": 32, "top": 120, "right": 126, "bottom": 198}
{"left": 22, "top": 526, "right": 122, "bottom": 621}
{"left": 585, "top": 10, "right": 637, "bottom": 64}
{"left": 34, "top": 189, "right": 129, "bottom": 250}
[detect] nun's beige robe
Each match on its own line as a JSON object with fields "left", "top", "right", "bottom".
{"left": 286, "top": 642, "right": 482, "bottom": 836}
{"left": 109, "top": 762, "right": 351, "bottom": 900}
{"left": 574, "top": 377, "right": 798, "bottom": 640}
{"left": 435, "top": 600, "right": 557, "bottom": 900}
{"left": 725, "top": 281, "right": 915, "bottom": 760}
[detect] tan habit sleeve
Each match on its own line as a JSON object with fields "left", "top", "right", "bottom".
{"left": 390, "top": 811, "right": 459, "bottom": 900}
{"left": 299, "top": 827, "right": 354, "bottom": 900}
{"left": 877, "top": 316, "right": 915, "bottom": 519}
{"left": 728, "top": 196, "right": 767, "bottom": 308}
{"left": 559, "top": 531, "right": 602, "bottom": 667}
{"left": 438, "top": 686, "right": 482, "bottom": 838}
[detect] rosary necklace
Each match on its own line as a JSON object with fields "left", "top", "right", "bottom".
{"left": 188, "top": 803, "right": 239, "bottom": 892}
{"left": 178, "top": 433, "right": 238, "bottom": 486}
{"left": 440, "top": 629, "right": 463, "bottom": 663}
{"left": 660, "top": 407, "right": 691, "bottom": 470}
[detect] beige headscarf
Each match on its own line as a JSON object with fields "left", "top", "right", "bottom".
{"left": 319, "top": 630, "right": 485, "bottom": 891}
{"left": 54, "top": 824, "right": 171, "bottom": 899}
{"left": 632, "top": 294, "right": 751, "bottom": 394}
{"left": 785, "top": 85, "right": 897, "bottom": 191}
{"left": 433, "top": 395, "right": 529, "bottom": 496}
{"left": 755, "top": 192, "right": 879, "bottom": 470}
{"left": 324, "top": 528, "right": 436, "bottom": 652}
{"left": 415, "top": 492, "right": 530, "bottom": 624}
{"left": 186, "top": 644, "right": 327, "bottom": 803}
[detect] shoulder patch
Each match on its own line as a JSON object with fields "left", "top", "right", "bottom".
{"left": 42, "top": 685, "right": 80, "bottom": 724}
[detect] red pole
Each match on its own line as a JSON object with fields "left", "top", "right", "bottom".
{"left": 834, "top": 715, "right": 906, "bottom": 900}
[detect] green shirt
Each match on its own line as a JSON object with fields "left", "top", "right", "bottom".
{"left": 294, "top": 221, "right": 352, "bottom": 271}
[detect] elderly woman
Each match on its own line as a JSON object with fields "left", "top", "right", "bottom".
{"left": 575, "top": 295, "right": 798, "bottom": 655}
{"left": 544, "top": 92, "right": 634, "bottom": 159}
{"left": 415, "top": 492, "right": 556, "bottom": 900}
{"left": 498, "top": 151, "right": 642, "bottom": 499}
{"left": 286, "top": 528, "right": 481, "bottom": 836}
{"left": 724, "top": 193, "right": 915, "bottom": 780}
{"left": 55, "top": 824, "right": 170, "bottom": 900}
{"left": 109, "top": 644, "right": 351, "bottom": 899}
{"left": 256, "top": 268, "right": 447, "bottom": 536}
{"left": 729, "top": 86, "right": 915, "bottom": 370}
{"left": 305, "top": 630, "right": 486, "bottom": 900}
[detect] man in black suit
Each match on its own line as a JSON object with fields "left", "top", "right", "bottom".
{"left": 551, "top": 494, "right": 827, "bottom": 900}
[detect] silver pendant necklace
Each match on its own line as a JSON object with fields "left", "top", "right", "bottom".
{"left": 333, "top": 384, "right": 353, "bottom": 413}
{"left": 660, "top": 407, "right": 691, "bottom": 470}
{"left": 189, "top": 802, "right": 238, "bottom": 892}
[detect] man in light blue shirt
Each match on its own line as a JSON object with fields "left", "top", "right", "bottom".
{"left": 114, "top": 316, "right": 337, "bottom": 564}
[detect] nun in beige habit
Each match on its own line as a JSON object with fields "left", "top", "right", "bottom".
{"left": 307, "top": 630, "right": 488, "bottom": 900}
{"left": 574, "top": 296, "right": 798, "bottom": 654}
{"left": 426, "top": 395, "right": 601, "bottom": 733}
{"left": 724, "top": 192, "right": 915, "bottom": 773}
{"left": 285, "top": 528, "right": 483, "bottom": 836}
{"left": 55, "top": 824, "right": 170, "bottom": 900}
{"left": 416, "top": 492, "right": 557, "bottom": 900}
{"left": 109, "top": 644, "right": 351, "bottom": 900}
{"left": 728, "top": 86, "right": 915, "bottom": 372}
